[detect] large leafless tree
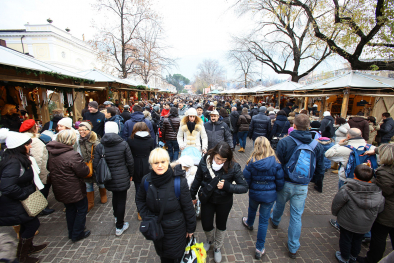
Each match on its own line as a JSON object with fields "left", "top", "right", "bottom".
{"left": 227, "top": 49, "right": 258, "bottom": 88}
{"left": 234, "top": 0, "right": 332, "bottom": 82}
{"left": 193, "top": 59, "right": 226, "bottom": 93}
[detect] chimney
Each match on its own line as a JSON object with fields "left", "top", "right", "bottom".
{"left": 0, "top": 39, "right": 6, "bottom": 47}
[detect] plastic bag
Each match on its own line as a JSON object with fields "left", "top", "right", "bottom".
{"left": 181, "top": 236, "right": 207, "bottom": 263}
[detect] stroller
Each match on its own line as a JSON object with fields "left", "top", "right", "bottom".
{"left": 175, "top": 147, "right": 203, "bottom": 219}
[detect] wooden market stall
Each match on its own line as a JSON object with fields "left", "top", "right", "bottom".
{"left": 0, "top": 45, "right": 99, "bottom": 126}
{"left": 289, "top": 71, "right": 394, "bottom": 122}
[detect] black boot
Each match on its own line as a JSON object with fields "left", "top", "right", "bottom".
{"left": 16, "top": 237, "right": 39, "bottom": 263}
{"left": 39, "top": 207, "right": 55, "bottom": 216}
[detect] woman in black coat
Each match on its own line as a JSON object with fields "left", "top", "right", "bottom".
{"left": 270, "top": 110, "right": 290, "bottom": 140}
{"left": 136, "top": 148, "right": 196, "bottom": 263}
{"left": 0, "top": 131, "right": 47, "bottom": 262}
{"left": 93, "top": 122, "right": 134, "bottom": 236}
{"left": 127, "top": 122, "right": 155, "bottom": 220}
{"left": 190, "top": 141, "right": 248, "bottom": 263}
{"left": 219, "top": 108, "right": 231, "bottom": 128}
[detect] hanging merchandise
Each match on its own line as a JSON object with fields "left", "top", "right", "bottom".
{"left": 41, "top": 89, "right": 48, "bottom": 104}
{"left": 67, "top": 92, "right": 73, "bottom": 107}
{"left": 60, "top": 92, "right": 64, "bottom": 104}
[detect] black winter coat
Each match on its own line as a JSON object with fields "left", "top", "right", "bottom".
{"left": 41, "top": 116, "right": 62, "bottom": 133}
{"left": 221, "top": 116, "right": 231, "bottom": 128}
{"left": 190, "top": 155, "right": 248, "bottom": 204}
{"left": 248, "top": 113, "right": 272, "bottom": 140}
{"left": 270, "top": 115, "right": 290, "bottom": 139}
{"left": 120, "top": 110, "right": 131, "bottom": 122}
{"left": 127, "top": 135, "right": 155, "bottom": 183}
{"left": 319, "top": 116, "right": 335, "bottom": 138}
{"left": 380, "top": 117, "right": 394, "bottom": 142}
{"left": 250, "top": 108, "right": 259, "bottom": 118}
{"left": 136, "top": 169, "right": 196, "bottom": 259}
{"left": 93, "top": 133, "right": 134, "bottom": 192}
{"left": 230, "top": 111, "right": 239, "bottom": 134}
{"left": 0, "top": 159, "right": 36, "bottom": 226}
{"left": 282, "top": 107, "right": 291, "bottom": 116}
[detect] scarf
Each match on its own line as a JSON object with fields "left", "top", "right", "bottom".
{"left": 151, "top": 165, "right": 173, "bottom": 187}
{"left": 187, "top": 121, "right": 196, "bottom": 134}
{"left": 79, "top": 132, "right": 91, "bottom": 143}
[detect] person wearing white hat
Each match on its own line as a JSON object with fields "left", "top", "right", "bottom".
{"left": 177, "top": 107, "right": 208, "bottom": 154}
{"left": 320, "top": 111, "right": 335, "bottom": 138}
{"left": 204, "top": 110, "right": 233, "bottom": 151}
{"left": 170, "top": 155, "right": 197, "bottom": 188}
{"left": 93, "top": 121, "right": 134, "bottom": 236}
{"left": 0, "top": 130, "right": 48, "bottom": 262}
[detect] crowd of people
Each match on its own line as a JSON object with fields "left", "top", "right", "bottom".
{"left": 0, "top": 96, "right": 393, "bottom": 263}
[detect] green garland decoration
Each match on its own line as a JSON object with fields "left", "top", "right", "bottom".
{"left": 135, "top": 85, "right": 152, "bottom": 91}
{"left": 1, "top": 64, "right": 95, "bottom": 84}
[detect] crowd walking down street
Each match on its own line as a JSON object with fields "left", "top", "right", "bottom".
{"left": 0, "top": 98, "right": 393, "bottom": 263}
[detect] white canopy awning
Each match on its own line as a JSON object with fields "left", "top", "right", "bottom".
{"left": 0, "top": 46, "right": 94, "bottom": 82}
{"left": 295, "top": 71, "right": 394, "bottom": 92}
{"left": 257, "top": 80, "right": 303, "bottom": 93}
{"left": 78, "top": 69, "right": 141, "bottom": 87}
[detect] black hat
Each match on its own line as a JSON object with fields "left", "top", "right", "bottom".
{"left": 286, "top": 102, "right": 294, "bottom": 107}
{"left": 310, "top": 121, "right": 321, "bottom": 129}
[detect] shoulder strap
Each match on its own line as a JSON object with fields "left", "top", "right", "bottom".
{"left": 278, "top": 121, "right": 289, "bottom": 135}
{"left": 174, "top": 176, "right": 181, "bottom": 200}
{"left": 168, "top": 118, "right": 176, "bottom": 132}
{"left": 49, "top": 121, "right": 53, "bottom": 131}
{"left": 289, "top": 136, "right": 302, "bottom": 146}
{"left": 90, "top": 145, "right": 94, "bottom": 160}
{"left": 309, "top": 139, "right": 319, "bottom": 149}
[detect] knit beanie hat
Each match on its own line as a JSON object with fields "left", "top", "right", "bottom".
{"left": 88, "top": 101, "right": 98, "bottom": 109}
{"left": 19, "top": 119, "right": 36, "bottom": 132}
{"left": 178, "top": 156, "right": 194, "bottom": 168}
{"left": 186, "top": 108, "right": 197, "bottom": 116}
{"left": 105, "top": 121, "right": 119, "bottom": 134}
{"left": 79, "top": 122, "right": 92, "bottom": 131}
{"left": 323, "top": 111, "right": 331, "bottom": 117}
{"left": 153, "top": 105, "right": 160, "bottom": 112}
{"left": 259, "top": 106, "right": 267, "bottom": 113}
{"left": 6, "top": 131, "right": 31, "bottom": 149}
{"left": 58, "top": 118, "right": 73, "bottom": 129}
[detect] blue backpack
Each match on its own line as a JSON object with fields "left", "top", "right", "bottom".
{"left": 284, "top": 136, "right": 319, "bottom": 184}
{"left": 144, "top": 176, "right": 181, "bottom": 200}
{"left": 343, "top": 144, "right": 378, "bottom": 179}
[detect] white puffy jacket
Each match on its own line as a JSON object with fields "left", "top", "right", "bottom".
{"left": 25, "top": 132, "right": 49, "bottom": 184}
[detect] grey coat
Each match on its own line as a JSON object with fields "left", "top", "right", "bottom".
{"left": 204, "top": 121, "right": 233, "bottom": 150}
{"left": 331, "top": 179, "right": 385, "bottom": 234}
{"left": 374, "top": 165, "right": 394, "bottom": 228}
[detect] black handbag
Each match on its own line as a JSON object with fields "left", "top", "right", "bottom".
{"left": 270, "top": 121, "right": 289, "bottom": 150}
{"left": 140, "top": 181, "right": 172, "bottom": 241}
{"left": 198, "top": 177, "right": 219, "bottom": 204}
{"left": 96, "top": 145, "right": 112, "bottom": 184}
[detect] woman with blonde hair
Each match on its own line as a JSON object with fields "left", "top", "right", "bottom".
{"left": 46, "top": 129, "right": 91, "bottom": 242}
{"left": 241, "top": 136, "right": 284, "bottom": 259}
{"left": 136, "top": 148, "right": 196, "bottom": 263}
{"left": 0, "top": 104, "right": 21, "bottom": 131}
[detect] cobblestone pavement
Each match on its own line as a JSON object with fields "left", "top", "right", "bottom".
{"left": 1, "top": 138, "right": 393, "bottom": 263}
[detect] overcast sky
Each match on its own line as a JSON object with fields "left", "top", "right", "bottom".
{"left": 0, "top": 0, "right": 344, "bottom": 83}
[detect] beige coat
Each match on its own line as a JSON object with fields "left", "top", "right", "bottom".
{"left": 325, "top": 138, "right": 374, "bottom": 182}
{"left": 25, "top": 132, "right": 49, "bottom": 184}
{"left": 368, "top": 123, "right": 380, "bottom": 144}
{"left": 177, "top": 116, "right": 208, "bottom": 152}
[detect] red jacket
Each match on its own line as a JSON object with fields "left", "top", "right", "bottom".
{"left": 161, "top": 108, "right": 170, "bottom": 117}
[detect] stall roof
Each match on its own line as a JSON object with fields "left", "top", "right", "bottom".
{"left": 78, "top": 69, "right": 140, "bottom": 87}
{"left": 257, "top": 80, "right": 303, "bottom": 93}
{"left": 0, "top": 46, "right": 94, "bottom": 82}
{"left": 295, "top": 71, "right": 394, "bottom": 92}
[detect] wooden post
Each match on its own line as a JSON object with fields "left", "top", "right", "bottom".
{"left": 319, "top": 97, "right": 326, "bottom": 118}
{"left": 277, "top": 91, "right": 281, "bottom": 108}
{"left": 304, "top": 96, "right": 309, "bottom": 110}
{"left": 71, "top": 89, "right": 78, "bottom": 123}
{"left": 341, "top": 88, "right": 350, "bottom": 118}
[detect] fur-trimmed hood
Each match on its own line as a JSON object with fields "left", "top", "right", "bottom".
{"left": 180, "top": 115, "right": 203, "bottom": 126}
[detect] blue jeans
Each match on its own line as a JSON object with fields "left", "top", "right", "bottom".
{"left": 338, "top": 179, "right": 345, "bottom": 190}
{"left": 232, "top": 133, "right": 239, "bottom": 147}
{"left": 65, "top": 196, "right": 88, "bottom": 240}
{"left": 247, "top": 198, "right": 274, "bottom": 251}
{"left": 238, "top": 131, "right": 248, "bottom": 149}
{"left": 271, "top": 182, "right": 308, "bottom": 253}
{"left": 167, "top": 140, "right": 179, "bottom": 161}
{"left": 86, "top": 182, "right": 105, "bottom": 192}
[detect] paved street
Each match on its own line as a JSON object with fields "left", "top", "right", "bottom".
{"left": 1, "top": 138, "right": 392, "bottom": 263}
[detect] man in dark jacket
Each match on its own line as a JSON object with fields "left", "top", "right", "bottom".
{"left": 271, "top": 114, "right": 325, "bottom": 259}
{"left": 104, "top": 107, "right": 124, "bottom": 136}
{"left": 379, "top": 112, "right": 394, "bottom": 144}
{"left": 282, "top": 102, "right": 293, "bottom": 116}
{"left": 204, "top": 110, "right": 233, "bottom": 150}
{"left": 162, "top": 107, "right": 181, "bottom": 161}
{"left": 320, "top": 111, "right": 335, "bottom": 138}
{"left": 248, "top": 106, "right": 271, "bottom": 142}
{"left": 120, "top": 105, "right": 131, "bottom": 122}
{"left": 83, "top": 101, "right": 105, "bottom": 138}
{"left": 230, "top": 107, "right": 240, "bottom": 148}
{"left": 41, "top": 108, "right": 63, "bottom": 133}
{"left": 270, "top": 110, "right": 290, "bottom": 140}
{"left": 122, "top": 105, "right": 155, "bottom": 144}
{"left": 348, "top": 116, "right": 369, "bottom": 141}
{"left": 250, "top": 104, "right": 259, "bottom": 118}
